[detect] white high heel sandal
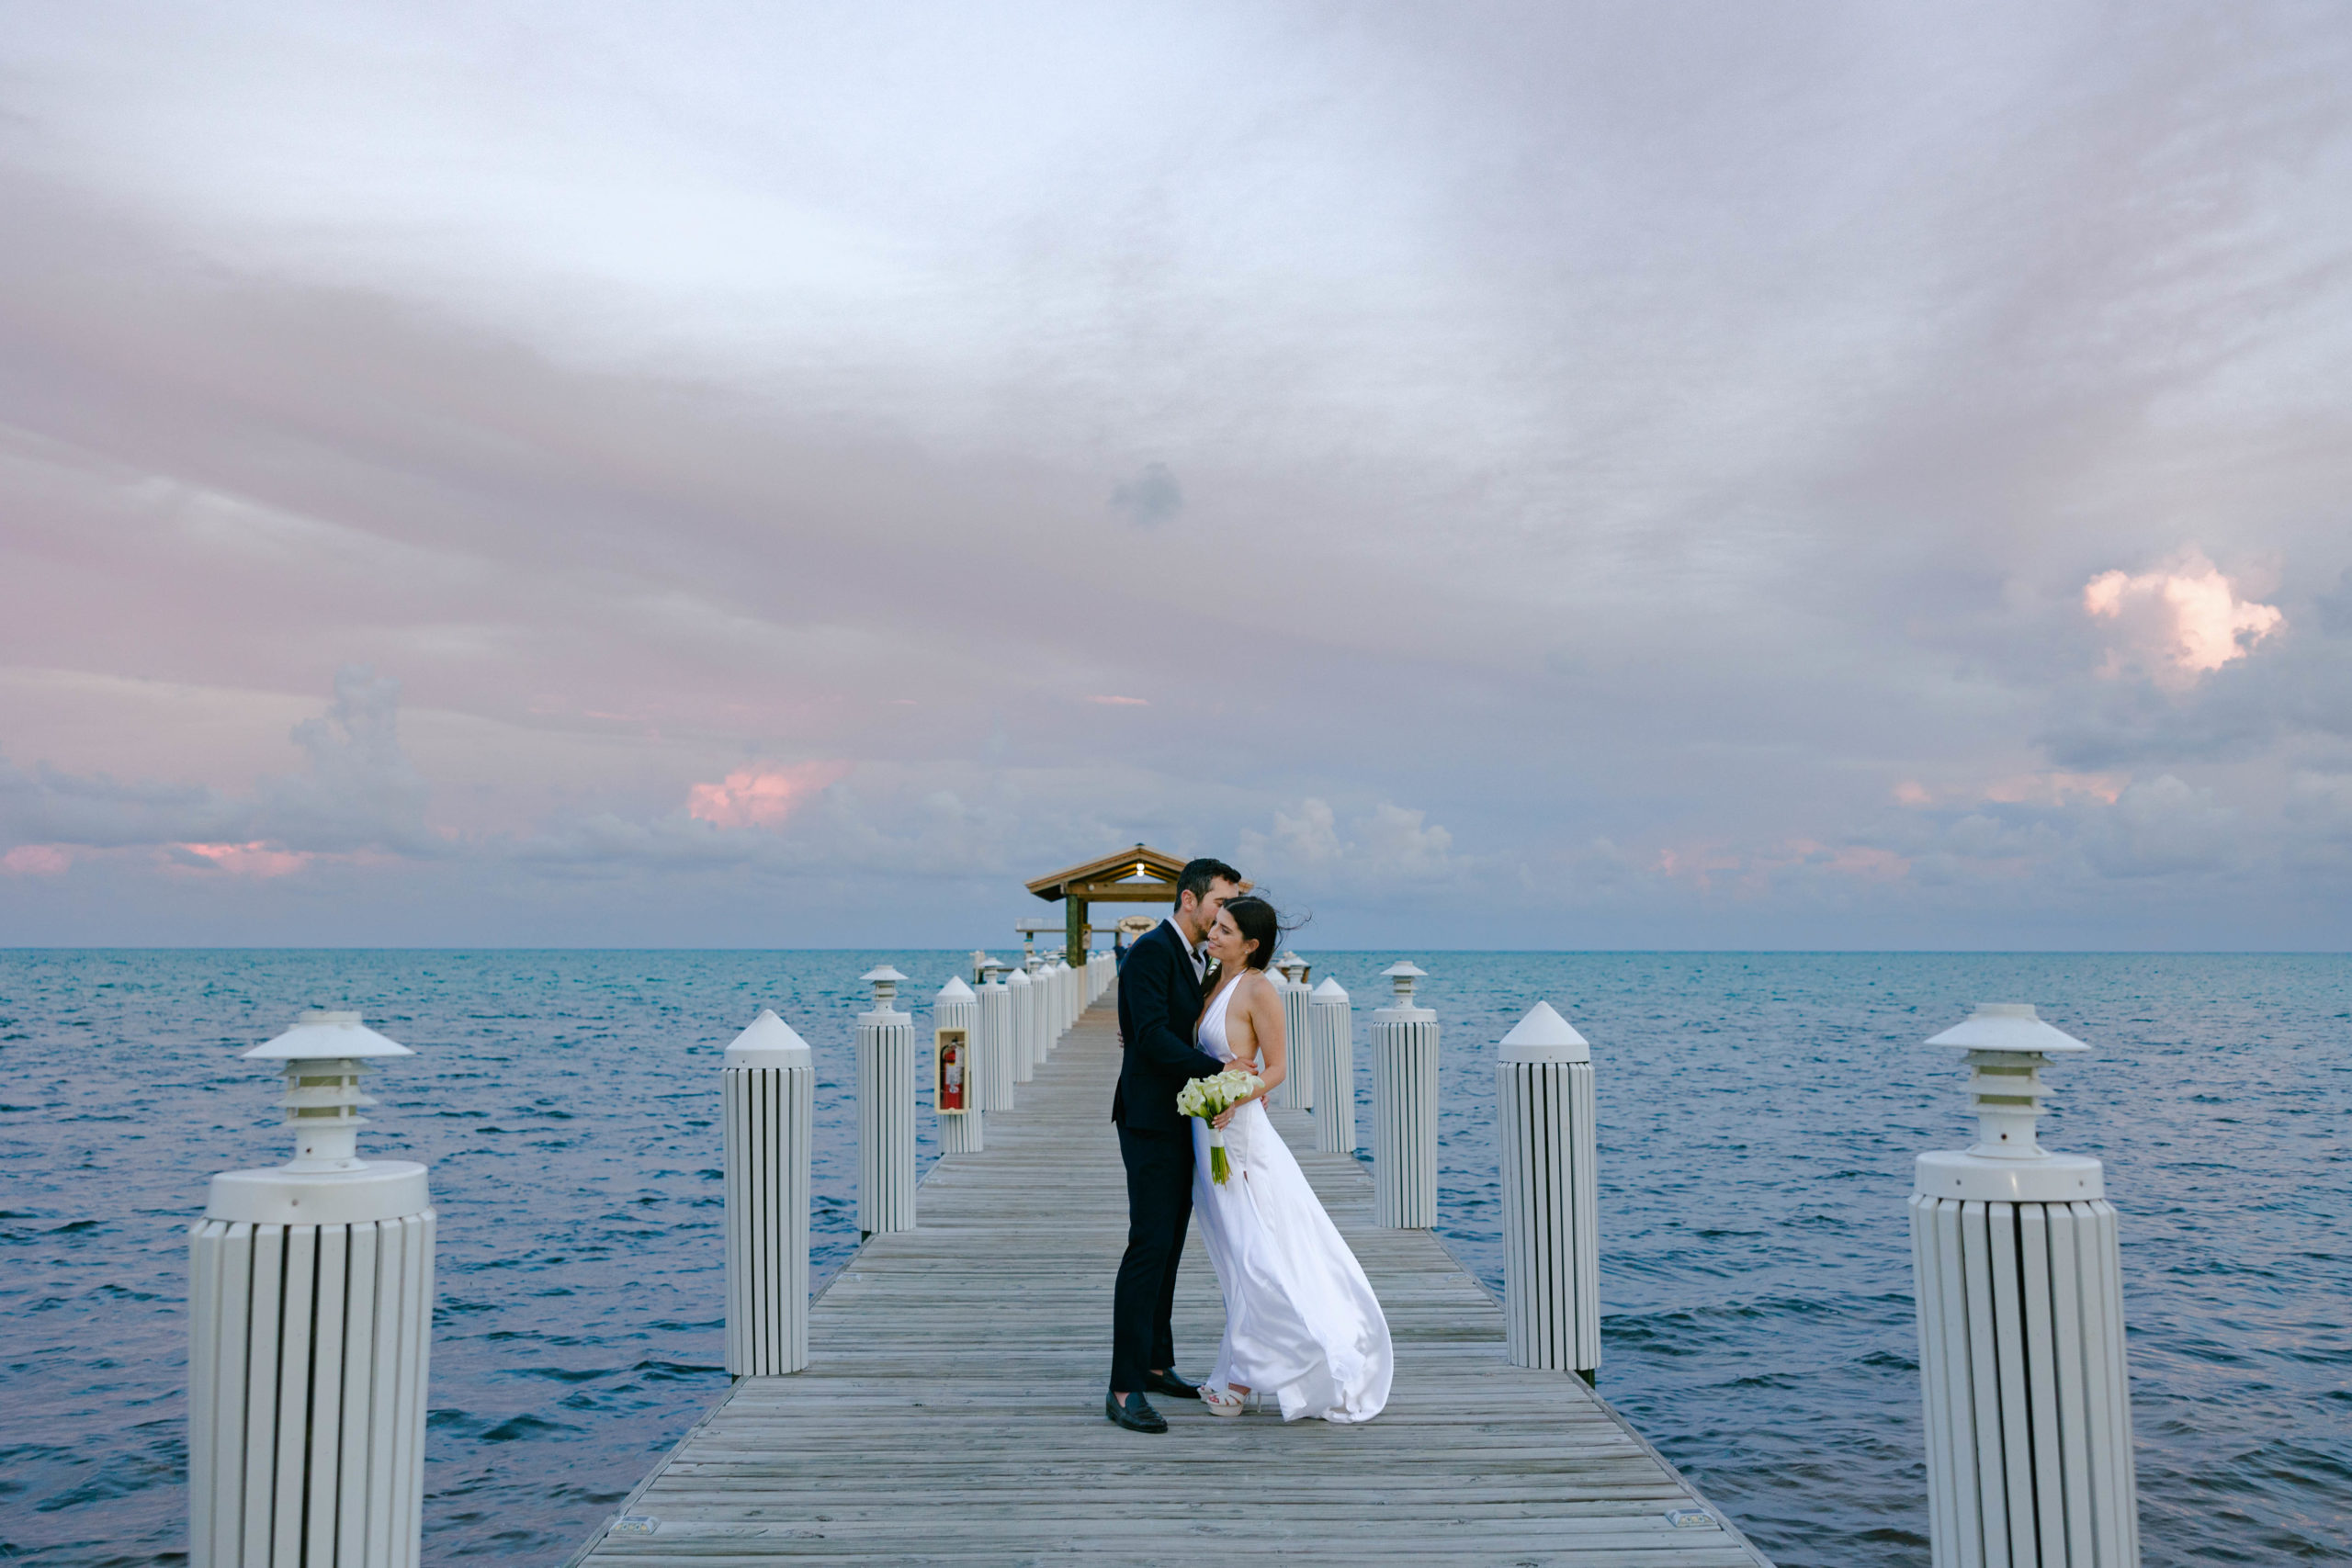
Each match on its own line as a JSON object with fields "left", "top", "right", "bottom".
{"left": 1202, "top": 1383, "right": 1249, "bottom": 1417}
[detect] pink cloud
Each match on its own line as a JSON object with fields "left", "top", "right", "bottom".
{"left": 1981, "top": 772, "right": 2126, "bottom": 807}
{"left": 2083, "top": 548, "right": 2283, "bottom": 687}
{"left": 685, "top": 761, "right": 851, "bottom": 829}
{"left": 175, "top": 841, "right": 311, "bottom": 876}
{"left": 4, "top": 844, "right": 74, "bottom": 875}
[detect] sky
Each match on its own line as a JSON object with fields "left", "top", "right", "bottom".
{"left": 4, "top": 2, "right": 2351, "bottom": 949}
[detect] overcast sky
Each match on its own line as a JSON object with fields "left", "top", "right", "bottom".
{"left": 5, "top": 2, "right": 2350, "bottom": 949}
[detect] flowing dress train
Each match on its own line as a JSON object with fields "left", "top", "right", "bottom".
{"left": 1190, "top": 977, "right": 1393, "bottom": 1422}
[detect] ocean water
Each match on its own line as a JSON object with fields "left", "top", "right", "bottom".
{"left": 1, "top": 950, "right": 2345, "bottom": 1566}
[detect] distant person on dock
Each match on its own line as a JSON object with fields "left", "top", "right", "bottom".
{"left": 1190, "top": 896, "right": 1393, "bottom": 1423}
{"left": 1106, "top": 856, "right": 1243, "bottom": 1433}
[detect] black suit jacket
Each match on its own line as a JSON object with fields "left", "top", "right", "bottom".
{"left": 1112, "top": 920, "right": 1227, "bottom": 1132}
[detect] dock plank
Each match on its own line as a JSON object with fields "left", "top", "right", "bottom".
{"left": 573, "top": 987, "right": 1771, "bottom": 1567}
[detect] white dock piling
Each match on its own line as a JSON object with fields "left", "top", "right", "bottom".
{"left": 1911, "top": 1002, "right": 2140, "bottom": 1568}
{"left": 1006, "top": 964, "right": 1036, "bottom": 1085}
{"left": 190, "top": 1010, "right": 433, "bottom": 1568}
{"left": 1311, "top": 978, "right": 1356, "bottom": 1154}
{"left": 1372, "top": 961, "right": 1439, "bottom": 1229}
{"left": 1056, "top": 958, "right": 1073, "bottom": 1032}
{"left": 977, "top": 961, "right": 1014, "bottom": 1111}
{"left": 1498, "top": 1001, "right": 1600, "bottom": 1379}
{"left": 1035, "top": 957, "right": 1059, "bottom": 1058}
{"left": 724, "top": 1009, "right": 813, "bottom": 1376}
{"left": 933, "top": 976, "right": 983, "bottom": 1154}
{"left": 1272, "top": 953, "right": 1315, "bottom": 1110}
{"left": 855, "top": 966, "right": 917, "bottom": 1238}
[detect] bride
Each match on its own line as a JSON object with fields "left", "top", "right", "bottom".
{"left": 1189, "top": 896, "right": 1393, "bottom": 1422}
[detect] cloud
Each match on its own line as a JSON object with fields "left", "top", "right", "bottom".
{"left": 2080, "top": 773, "right": 2238, "bottom": 877}
{"left": 1240, "top": 798, "right": 1458, "bottom": 891}
{"left": 0, "top": 665, "right": 437, "bottom": 870}
{"left": 2083, "top": 548, "right": 2284, "bottom": 690}
{"left": 684, "top": 761, "right": 852, "bottom": 829}
{"left": 3, "top": 843, "right": 72, "bottom": 875}
{"left": 5, "top": 8, "right": 2352, "bottom": 946}
{"left": 1257, "top": 797, "right": 1343, "bottom": 865}
{"left": 1108, "top": 463, "right": 1182, "bottom": 526}
{"left": 172, "top": 840, "right": 311, "bottom": 877}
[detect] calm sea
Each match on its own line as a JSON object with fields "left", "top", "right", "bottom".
{"left": 2, "top": 951, "right": 2345, "bottom": 1566}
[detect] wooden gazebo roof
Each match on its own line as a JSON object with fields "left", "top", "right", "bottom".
{"left": 1025, "top": 844, "right": 1187, "bottom": 904}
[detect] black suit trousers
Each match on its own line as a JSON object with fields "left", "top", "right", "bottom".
{"left": 1111, "top": 1122, "right": 1193, "bottom": 1393}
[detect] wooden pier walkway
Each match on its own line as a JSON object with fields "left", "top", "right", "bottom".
{"left": 572, "top": 989, "right": 1773, "bottom": 1568}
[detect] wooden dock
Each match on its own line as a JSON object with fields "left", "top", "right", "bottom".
{"left": 571, "top": 989, "right": 1774, "bottom": 1567}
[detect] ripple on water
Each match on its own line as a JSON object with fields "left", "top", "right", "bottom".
{"left": 2, "top": 949, "right": 2347, "bottom": 1566}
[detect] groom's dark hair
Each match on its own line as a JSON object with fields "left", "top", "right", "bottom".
{"left": 1174, "top": 857, "right": 1242, "bottom": 909}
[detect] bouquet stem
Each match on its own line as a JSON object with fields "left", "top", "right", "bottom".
{"left": 1208, "top": 1128, "right": 1231, "bottom": 1185}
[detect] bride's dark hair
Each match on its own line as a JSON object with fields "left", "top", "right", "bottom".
{"left": 1221, "top": 896, "right": 1283, "bottom": 971}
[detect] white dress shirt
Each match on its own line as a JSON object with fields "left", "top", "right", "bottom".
{"left": 1161, "top": 914, "right": 1205, "bottom": 982}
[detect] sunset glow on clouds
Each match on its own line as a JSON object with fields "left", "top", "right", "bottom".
{"left": 2, "top": 7, "right": 2351, "bottom": 947}
{"left": 4, "top": 844, "right": 72, "bottom": 875}
{"left": 2083, "top": 549, "right": 2285, "bottom": 688}
{"left": 684, "top": 763, "right": 852, "bottom": 829}
{"left": 173, "top": 841, "right": 311, "bottom": 876}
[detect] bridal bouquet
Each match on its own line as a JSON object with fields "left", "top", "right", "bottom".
{"left": 1177, "top": 1069, "right": 1265, "bottom": 1185}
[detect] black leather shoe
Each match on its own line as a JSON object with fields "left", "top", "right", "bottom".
{"left": 1143, "top": 1369, "right": 1201, "bottom": 1400}
{"left": 1104, "top": 1392, "right": 1168, "bottom": 1433}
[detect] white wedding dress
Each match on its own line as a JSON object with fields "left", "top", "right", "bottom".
{"left": 1192, "top": 976, "right": 1393, "bottom": 1422}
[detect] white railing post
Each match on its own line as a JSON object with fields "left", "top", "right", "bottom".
{"left": 190, "top": 1011, "right": 433, "bottom": 1568}
{"left": 932, "top": 977, "right": 983, "bottom": 1154}
{"left": 1271, "top": 953, "right": 1314, "bottom": 1110}
{"left": 723, "top": 1009, "right": 813, "bottom": 1376}
{"left": 977, "top": 960, "right": 1014, "bottom": 1111}
{"left": 855, "top": 966, "right": 916, "bottom": 1237}
{"left": 1371, "top": 961, "right": 1439, "bottom": 1229}
{"left": 1035, "top": 959, "right": 1063, "bottom": 1066}
{"left": 1498, "top": 1002, "right": 1600, "bottom": 1380}
{"left": 1311, "top": 978, "right": 1355, "bottom": 1154}
{"left": 1912, "top": 1003, "right": 2140, "bottom": 1568}
{"left": 1006, "top": 964, "right": 1036, "bottom": 1085}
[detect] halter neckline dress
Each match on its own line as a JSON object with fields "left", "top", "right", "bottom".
{"left": 1191, "top": 976, "right": 1393, "bottom": 1422}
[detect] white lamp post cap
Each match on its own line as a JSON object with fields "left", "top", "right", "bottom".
{"left": 1381, "top": 960, "right": 1429, "bottom": 1005}
{"left": 937, "top": 976, "right": 975, "bottom": 998}
{"left": 1312, "top": 977, "right": 1349, "bottom": 999}
{"left": 725, "top": 1008, "right": 812, "bottom": 1069}
{"left": 1499, "top": 1001, "right": 1590, "bottom": 1064}
{"left": 861, "top": 965, "right": 910, "bottom": 985}
{"left": 1925, "top": 1002, "right": 2089, "bottom": 1054}
{"left": 244, "top": 1011, "right": 412, "bottom": 1061}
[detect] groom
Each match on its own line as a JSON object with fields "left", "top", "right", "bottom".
{"left": 1105, "top": 855, "right": 1244, "bottom": 1433}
